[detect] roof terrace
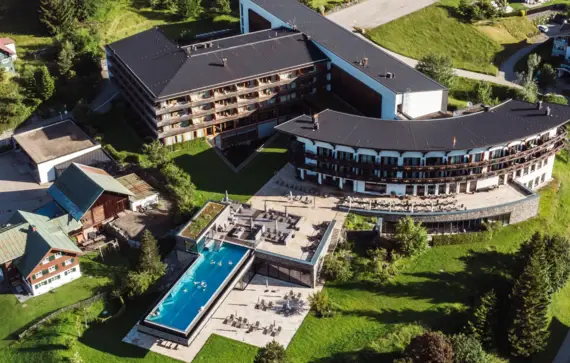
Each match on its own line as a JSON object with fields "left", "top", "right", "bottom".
{"left": 179, "top": 201, "right": 226, "bottom": 240}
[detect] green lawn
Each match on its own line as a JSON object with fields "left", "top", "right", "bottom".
{"left": 447, "top": 76, "right": 516, "bottom": 110}
{"left": 367, "top": 4, "right": 539, "bottom": 75}
{"left": 0, "top": 252, "right": 126, "bottom": 348}
{"left": 171, "top": 136, "right": 289, "bottom": 204}
{"left": 193, "top": 335, "right": 258, "bottom": 363}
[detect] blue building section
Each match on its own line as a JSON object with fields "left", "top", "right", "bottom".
{"left": 48, "top": 185, "right": 85, "bottom": 221}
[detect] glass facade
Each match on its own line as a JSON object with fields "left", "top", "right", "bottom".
{"left": 253, "top": 259, "right": 313, "bottom": 287}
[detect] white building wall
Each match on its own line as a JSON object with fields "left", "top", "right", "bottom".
{"left": 130, "top": 194, "right": 159, "bottom": 211}
{"left": 515, "top": 155, "right": 555, "bottom": 189}
{"left": 36, "top": 144, "right": 102, "bottom": 184}
{"left": 476, "top": 176, "right": 500, "bottom": 190}
{"left": 31, "top": 265, "right": 82, "bottom": 296}
{"left": 401, "top": 90, "right": 444, "bottom": 119}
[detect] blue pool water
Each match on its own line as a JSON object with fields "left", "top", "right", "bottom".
{"left": 146, "top": 243, "right": 248, "bottom": 332}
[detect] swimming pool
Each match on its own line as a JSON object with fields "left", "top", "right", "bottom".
{"left": 145, "top": 242, "right": 249, "bottom": 334}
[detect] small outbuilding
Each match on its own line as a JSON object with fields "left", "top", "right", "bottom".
{"left": 12, "top": 120, "right": 110, "bottom": 184}
{"left": 116, "top": 173, "right": 159, "bottom": 211}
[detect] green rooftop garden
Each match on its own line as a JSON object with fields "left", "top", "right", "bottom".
{"left": 180, "top": 202, "right": 225, "bottom": 240}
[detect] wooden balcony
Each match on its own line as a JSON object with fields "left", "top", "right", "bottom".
{"left": 294, "top": 140, "right": 565, "bottom": 185}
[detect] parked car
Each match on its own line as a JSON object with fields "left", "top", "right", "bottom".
{"left": 538, "top": 25, "right": 549, "bottom": 33}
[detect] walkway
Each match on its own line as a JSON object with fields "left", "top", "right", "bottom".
{"left": 327, "top": 0, "right": 436, "bottom": 29}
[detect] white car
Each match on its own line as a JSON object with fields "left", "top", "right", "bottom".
{"left": 538, "top": 25, "right": 549, "bottom": 33}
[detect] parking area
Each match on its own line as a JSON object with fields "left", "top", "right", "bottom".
{"left": 0, "top": 151, "right": 51, "bottom": 225}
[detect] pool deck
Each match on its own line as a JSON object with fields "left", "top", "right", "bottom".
{"left": 123, "top": 274, "right": 320, "bottom": 362}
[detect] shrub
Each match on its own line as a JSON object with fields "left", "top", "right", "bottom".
{"left": 403, "top": 331, "right": 453, "bottom": 363}
{"left": 369, "top": 248, "right": 404, "bottom": 281}
{"left": 308, "top": 290, "right": 331, "bottom": 317}
{"left": 544, "top": 93, "right": 568, "bottom": 105}
{"left": 449, "top": 333, "right": 488, "bottom": 363}
{"left": 416, "top": 53, "right": 455, "bottom": 88}
{"left": 322, "top": 250, "right": 353, "bottom": 282}
{"left": 394, "top": 216, "right": 429, "bottom": 257}
{"left": 464, "top": 289, "right": 498, "bottom": 348}
{"left": 254, "top": 340, "right": 287, "bottom": 363}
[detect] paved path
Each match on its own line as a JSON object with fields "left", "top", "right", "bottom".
{"left": 327, "top": 0, "right": 436, "bottom": 29}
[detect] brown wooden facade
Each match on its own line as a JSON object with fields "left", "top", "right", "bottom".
{"left": 80, "top": 192, "right": 128, "bottom": 229}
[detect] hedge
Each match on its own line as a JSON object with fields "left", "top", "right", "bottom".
{"left": 431, "top": 231, "right": 491, "bottom": 246}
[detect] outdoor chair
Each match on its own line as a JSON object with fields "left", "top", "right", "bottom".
{"left": 255, "top": 321, "right": 260, "bottom": 329}
{"left": 268, "top": 301, "right": 274, "bottom": 309}
{"left": 273, "top": 326, "right": 282, "bottom": 337}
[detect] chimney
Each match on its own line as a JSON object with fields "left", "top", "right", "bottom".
{"left": 222, "top": 58, "right": 227, "bottom": 67}
{"left": 362, "top": 57, "right": 369, "bottom": 67}
{"left": 313, "top": 114, "right": 319, "bottom": 131}
{"left": 31, "top": 225, "right": 37, "bottom": 232}
{"left": 537, "top": 100, "right": 543, "bottom": 110}
{"left": 386, "top": 72, "right": 394, "bottom": 79}
{"left": 546, "top": 106, "right": 551, "bottom": 116}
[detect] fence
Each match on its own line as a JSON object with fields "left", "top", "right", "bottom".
{"left": 17, "top": 292, "right": 107, "bottom": 339}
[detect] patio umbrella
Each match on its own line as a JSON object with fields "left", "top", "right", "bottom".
{"left": 289, "top": 191, "right": 293, "bottom": 199}
{"left": 225, "top": 190, "right": 229, "bottom": 202}
{"left": 265, "top": 279, "right": 269, "bottom": 289}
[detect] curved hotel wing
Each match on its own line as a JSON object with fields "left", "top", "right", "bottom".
{"left": 276, "top": 100, "right": 568, "bottom": 230}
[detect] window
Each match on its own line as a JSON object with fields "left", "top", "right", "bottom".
{"left": 48, "top": 265, "right": 57, "bottom": 273}
{"left": 63, "top": 259, "right": 73, "bottom": 267}
{"left": 64, "top": 268, "right": 77, "bottom": 276}
{"left": 34, "top": 271, "right": 43, "bottom": 279}
{"left": 42, "top": 258, "right": 50, "bottom": 265}
{"left": 54, "top": 252, "right": 62, "bottom": 259}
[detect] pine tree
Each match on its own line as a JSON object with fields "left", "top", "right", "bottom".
{"left": 138, "top": 230, "right": 166, "bottom": 278}
{"left": 465, "top": 289, "right": 497, "bottom": 348}
{"left": 516, "top": 233, "right": 570, "bottom": 294}
{"left": 507, "top": 253, "right": 551, "bottom": 357}
{"left": 58, "top": 40, "right": 76, "bottom": 79}
{"left": 39, "top": 0, "right": 77, "bottom": 35}
{"left": 34, "top": 66, "right": 55, "bottom": 101}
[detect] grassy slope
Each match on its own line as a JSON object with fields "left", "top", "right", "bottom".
{"left": 367, "top": 5, "right": 538, "bottom": 76}
{"left": 367, "top": 5, "right": 502, "bottom": 75}
{"left": 447, "top": 76, "right": 515, "bottom": 110}
{"left": 171, "top": 136, "right": 289, "bottom": 204}
{"left": 0, "top": 253, "right": 125, "bottom": 347}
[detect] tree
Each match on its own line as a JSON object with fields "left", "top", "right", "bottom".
{"left": 34, "top": 66, "right": 55, "bottom": 101}
{"left": 526, "top": 53, "right": 541, "bottom": 82}
{"left": 404, "top": 331, "right": 453, "bottom": 363}
{"left": 58, "top": 40, "right": 77, "bottom": 79}
{"left": 138, "top": 230, "right": 166, "bottom": 277}
{"left": 142, "top": 140, "right": 170, "bottom": 168}
{"left": 516, "top": 233, "right": 570, "bottom": 294}
{"left": 394, "top": 216, "right": 428, "bottom": 257}
{"left": 449, "top": 333, "right": 488, "bottom": 363}
{"left": 39, "top": 0, "right": 77, "bottom": 35}
{"left": 308, "top": 290, "right": 331, "bottom": 317}
{"left": 123, "top": 270, "right": 155, "bottom": 298}
{"left": 321, "top": 249, "right": 353, "bottom": 282}
{"left": 161, "top": 162, "right": 197, "bottom": 215}
{"left": 544, "top": 93, "right": 568, "bottom": 105}
{"left": 213, "top": 0, "right": 231, "bottom": 14}
{"left": 464, "top": 289, "right": 497, "bottom": 348}
{"left": 538, "top": 63, "right": 558, "bottom": 90}
{"left": 507, "top": 253, "right": 551, "bottom": 357}
{"left": 516, "top": 80, "right": 538, "bottom": 103}
{"left": 254, "top": 340, "right": 288, "bottom": 363}
{"left": 177, "top": 0, "right": 203, "bottom": 18}
{"left": 474, "top": 81, "right": 498, "bottom": 106}
{"left": 416, "top": 54, "right": 455, "bottom": 88}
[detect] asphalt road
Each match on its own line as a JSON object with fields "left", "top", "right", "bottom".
{"left": 327, "top": 0, "right": 436, "bottom": 30}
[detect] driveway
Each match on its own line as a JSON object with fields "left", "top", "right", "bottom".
{"left": 0, "top": 151, "right": 51, "bottom": 225}
{"left": 327, "top": 0, "right": 436, "bottom": 30}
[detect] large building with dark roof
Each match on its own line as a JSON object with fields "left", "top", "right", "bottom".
{"left": 105, "top": 0, "right": 449, "bottom": 147}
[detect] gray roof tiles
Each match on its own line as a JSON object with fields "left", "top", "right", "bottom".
{"left": 275, "top": 100, "right": 570, "bottom": 151}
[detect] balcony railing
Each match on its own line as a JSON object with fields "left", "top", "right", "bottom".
{"left": 293, "top": 140, "right": 565, "bottom": 185}
{"left": 302, "top": 131, "right": 567, "bottom": 173}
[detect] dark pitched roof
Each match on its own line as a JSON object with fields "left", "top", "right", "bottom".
{"left": 275, "top": 100, "right": 570, "bottom": 151}
{"left": 49, "top": 163, "right": 132, "bottom": 220}
{"left": 251, "top": 0, "right": 446, "bottom": 93}
{"left": 106, "top": 27, "right": 327, "bottom": 99}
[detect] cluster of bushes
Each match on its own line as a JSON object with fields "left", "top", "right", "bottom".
{"left": 396, "top": 331, "right": 489, "bottom": 363}
{"left": 455, "top": 0, "right": 499, "bottom": 23}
